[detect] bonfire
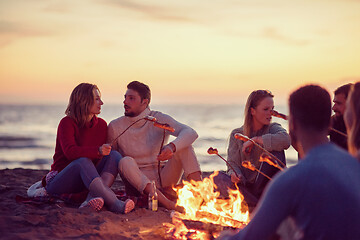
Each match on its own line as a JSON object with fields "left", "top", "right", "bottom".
{"left": 164, "top": 171, "right": 250, "bottom": 239}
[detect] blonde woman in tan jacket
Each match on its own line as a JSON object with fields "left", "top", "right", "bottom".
{"left": 216, "top": 90, "right": 290, "bottom": 208}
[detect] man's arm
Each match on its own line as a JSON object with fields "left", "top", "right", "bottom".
{"left": 155, "top": 112, "right": 198, "bottom": 151}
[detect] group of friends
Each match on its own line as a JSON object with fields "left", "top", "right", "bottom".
{"left": 29, "top": 81, "right": 360, "bottom": 239}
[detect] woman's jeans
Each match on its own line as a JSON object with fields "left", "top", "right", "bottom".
{"left": 46, "top": 150, "right": 121, "bottom": 195}
{"left": 213, "top": 150, "right": 286, "bottom": 208}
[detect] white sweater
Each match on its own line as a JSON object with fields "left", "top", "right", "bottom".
{"left": 107, "top": 108, "right": 198, "bottom": 169}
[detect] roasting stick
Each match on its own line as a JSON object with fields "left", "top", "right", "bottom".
{"left": 271, "top": 110, "right": 348, "bottom": 138}
{"left": 329, "top": 127, "right": 348, "bottom": 138}
{"left": 259, "top": 154, "right": 284, "bottom": 171}
{"left": 242, "top": 161, "right": 271, "bottom": 180}
{"left": 208, "top": 147, "right": 273, "bottom": 182}
{"left": 234, "top": 132, "right": 285, "bottom": 183}
{"left": 207, "top": 147, "right": 240, "bottom": 178}
{"left": 110, "top": 115, "right": 175, "bottom": 188}
{"left": 110, "top": 118, "right": 145, "bottom": 146}
{"left": 234, "top": 133, "right": 286, "bottom": 168}
{"left": 110, "top": 115, "right": 175, "bottom": 146}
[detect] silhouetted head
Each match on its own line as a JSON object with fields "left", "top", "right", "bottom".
{"left": 289, "top": 84, "right": 331, "bottom": 133}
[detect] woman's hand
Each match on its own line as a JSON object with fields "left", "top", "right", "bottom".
{"left": 230, "top": 172, "right": 244, "bottom": 185}
{"left": 242, "top": 140, "right": 254, "bottom": 155}
{"left": 99, "top": 144, "right": 111, "bottom": 156}
{"left": 242, "top": 136, "right": 263, "bottom": 155}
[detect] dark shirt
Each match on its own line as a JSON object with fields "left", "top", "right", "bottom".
{"left": 229, "top": 143, "right": 360, "bottom": 240}
{"left": 329, "top": 115, "right": 348, "bottom": 150}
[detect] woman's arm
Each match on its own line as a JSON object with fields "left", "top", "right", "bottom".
{"left": 261, "top": 123, "right": 291, "bottom": 152}
{"left": 57, "top": 117, "right": 104, "bottom": 160}
{"left": 227, "top": 129, "right": 245, "bottom": 181}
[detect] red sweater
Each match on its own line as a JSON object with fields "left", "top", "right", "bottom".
{"left": 51, "top": 116, "right": 107, "bottom": 172}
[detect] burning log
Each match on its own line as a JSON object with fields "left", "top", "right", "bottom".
{"left": 195, "top": 211, "right": 247, "bottom": 229}
{"left": 167, "top": 211, "right": 243, "bottom": 240}
{"left": 169, "top": 172, "right": 250, "bottom": 239}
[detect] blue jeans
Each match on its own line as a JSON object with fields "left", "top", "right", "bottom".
{"left": 46, "top": 150, "right": 122, "bottom": 195}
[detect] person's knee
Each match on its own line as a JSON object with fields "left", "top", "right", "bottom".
{"left": 110, "top": 150, "right": 122, "bottom": 161}
{"left": 73, "top": 157, "right": 93, "bottom": 168}
{"left": 108, "top": 150, "right": 123, "bottom": 166}
{"left": 118, "top": 156, "right": 135, "bottom": 172}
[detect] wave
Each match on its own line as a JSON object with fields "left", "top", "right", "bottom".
{"left": 0, "top": 158, "right": 51, "bottom": 166}
{"left": 0, "top": 136, "right": 50, "bottom": 149}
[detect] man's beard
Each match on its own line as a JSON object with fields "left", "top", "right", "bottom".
{"left": 125, "top": 111, "right": 136, "bottom": 117}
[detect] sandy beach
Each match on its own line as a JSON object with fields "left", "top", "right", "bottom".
{"left": 0, "top": 168, "right": 214, "bottom": 239}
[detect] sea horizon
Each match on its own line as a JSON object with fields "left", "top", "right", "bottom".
{"left": 0, "top": 103, "right": 298, "bottom": 171}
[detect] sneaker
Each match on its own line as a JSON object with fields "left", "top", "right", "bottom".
{"left": 79, "top": 197, "right": 104, "bottom": 211}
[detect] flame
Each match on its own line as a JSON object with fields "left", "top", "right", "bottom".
{"left": 259, "top": 154, "right": 283, "bottom": 171}
{"left": 166, "top": 171, "right": 250, "bottom": 239}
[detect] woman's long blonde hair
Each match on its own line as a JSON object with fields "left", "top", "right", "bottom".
{"left": 65, "top": 83, "right": 99, "bottom": 127}
{"left": 346, "top": 82, "right": 360, "bottom": 157}
{"left": 243, "top": 90, "right": 274, "bottom": 137}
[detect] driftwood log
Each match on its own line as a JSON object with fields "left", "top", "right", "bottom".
{"left": 165, "top": 211, "right": 246, "bottom": 240}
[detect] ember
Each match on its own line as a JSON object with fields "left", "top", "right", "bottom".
{"left": 164, "top": 171, "right": 250, "bottom": 239}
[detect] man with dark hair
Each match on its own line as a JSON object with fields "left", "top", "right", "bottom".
{"left": 330, "top": 83, "right": 353, "bottom": 150}
{"left": 219, "top": 85, "right": 360, "bottom": 240}
{"left": 108, "top": 81, "right": 202, "bottom": 211}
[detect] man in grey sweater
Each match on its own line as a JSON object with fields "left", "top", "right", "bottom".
{"left": 108, "top": 81, "right": 201, "bottom": 211}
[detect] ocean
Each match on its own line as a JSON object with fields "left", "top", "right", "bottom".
{"left": 0, "top": 104, "right": 298, "bottom": 171}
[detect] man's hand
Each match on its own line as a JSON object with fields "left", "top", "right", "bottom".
{"left": 99, "top": 144, "right": 111, "bottom": 156}
{"left": 157, "top": 144, "right": 175, "bottom": 161}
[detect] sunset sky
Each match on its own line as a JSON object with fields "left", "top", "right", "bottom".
{"left": 1, "top": 0, "right": 359, "bottom": 105}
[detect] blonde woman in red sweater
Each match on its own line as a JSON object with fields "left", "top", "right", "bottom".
{"left": 44, "top": 83, "right": 134, "bottom": 214}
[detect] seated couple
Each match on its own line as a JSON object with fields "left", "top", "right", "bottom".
{"left": 29, "top": 81, "right": 202, "bottom": 214}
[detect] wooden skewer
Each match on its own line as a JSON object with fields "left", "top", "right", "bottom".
{"left": 241, "top": 161, "right": 271, "bottom": 180}
{"left": 329, "top": 127, "right": 348, "bottom": 138}
{"left": 234, "top": 133, "right": 286, "bottom": 168}
{"left": 207, "top": 147, "right": 240, "bottom": 178}
{"left": 271, "top": 110, "right": 348, "bottom": 138}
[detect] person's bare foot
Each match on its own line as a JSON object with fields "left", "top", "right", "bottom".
{"left": 79, "top": 197, "right": 104, "bottom": 212}
{"left": 123, "top": 199, "right": 135, "bottom": 214}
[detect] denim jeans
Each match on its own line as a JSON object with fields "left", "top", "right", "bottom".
{"left": 46, "top": 150, "right": 121, "bottom": 195}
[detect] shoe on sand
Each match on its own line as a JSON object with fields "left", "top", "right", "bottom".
{"left": 79, "top": 197, "right": 104, "bottom": 211}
